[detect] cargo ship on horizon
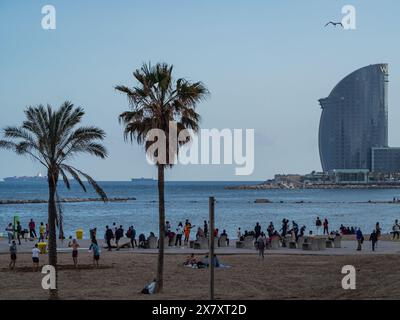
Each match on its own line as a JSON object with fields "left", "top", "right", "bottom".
{"left": 1, "top": 173, "right": 47, "bottom": 183}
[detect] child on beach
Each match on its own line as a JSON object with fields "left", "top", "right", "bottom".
{"left": 32, "top": 244, "right": 40, "bottom": 271}
{"left": 89, "top": 239, "right": 100, "bottom": 267}
{"left": 9, "top": 240, "right": 17, "bottom": 270}
{"left": 71, "top": 239, "right": 80, "bottom": 267}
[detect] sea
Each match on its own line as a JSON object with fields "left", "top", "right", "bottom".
{"left": 1, "top": 181, "right": 399, "bottom": 239}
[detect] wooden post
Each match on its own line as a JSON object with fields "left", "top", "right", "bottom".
{"left": 209, "top": 196, "right": 215, "bottom": 300}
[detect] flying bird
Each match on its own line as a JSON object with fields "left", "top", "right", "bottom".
{"left": 325, "top": 21, "right": 343, "bottom": 28}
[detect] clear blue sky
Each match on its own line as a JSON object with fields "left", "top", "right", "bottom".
{"left": 1, "top": 0, "right": 399, "bottom": 181}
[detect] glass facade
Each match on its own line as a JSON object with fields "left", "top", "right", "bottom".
{"left": 371, "top": 148, "right": 400, "bottom": 173}
{"left": 318, "top": 64, "right": 389, "bottom": 171}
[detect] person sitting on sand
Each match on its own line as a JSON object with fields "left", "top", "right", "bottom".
{"left": 71, "top": 239, "right": 80, "bottom": 267}
{"left": 89, "top": 239, "right": 100, "bottom": 267}
{"left": 9, "top": 240, "right": 17, "bottom": 270}
{"left": 202, "top": 254, "right": 220, "bottom": 268}
{"left": 184, "top": 253, "right": 198, "bottom": 266}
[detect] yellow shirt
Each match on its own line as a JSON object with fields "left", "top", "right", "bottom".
{"left": 39, "top": 225, "right": 45, "bottom": 234}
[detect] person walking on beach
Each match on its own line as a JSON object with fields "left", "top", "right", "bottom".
{"left": 175, "top": 222, "right": 183, "bottom": 247}
{"left": 32, "top": 244, "right": 40, "bottom": 272}
{"left": 315, "top": 217, "right": 322, "bottom": 235}
{"left": 39, "top": 222, "right": 45, "bottom": 242}
{"left": 257, "top": 232, "right": 266, "bottom": 260}
{"left": 105, "top": 225, "right": 114, "bottom": 251}
{"left": 71, "top": 239, "right": 80, "bottom": 267}
{"left": 254, "top": 222, "right": 261, "bottom": 239}
{"left": 16, "top": 221, "right": 22, "bottom": 245}
{"left": 392, "top": 219, "right": 400, "bottom": 240}
{"left": 5, "top": 223, "right": 14, "bottom": 244}
{"left": 89, "top": 239, "right": 100, "bottom": 267}
{"left": 28, "top": 219, "right": 37, "bottom": 239}
{"left": 356, "top": 228, "right": 364, "bottom": 251}
{"left": 9, "top": 240, "right": 17, "bottom": 270}
{"left": 369, "top": 230, "right": 378, "bottom": 251}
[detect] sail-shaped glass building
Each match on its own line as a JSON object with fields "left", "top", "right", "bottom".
{"left": 318, "top": 64, "right": 389, "bottom": 172}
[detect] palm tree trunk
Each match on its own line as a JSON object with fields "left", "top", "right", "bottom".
{"left": 155, "top": 164, "right": 165, "bottom": 293}
{"left": 48, "top": 172, "right": 58, "bottom": 299}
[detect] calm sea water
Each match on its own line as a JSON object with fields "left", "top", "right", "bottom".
{"left": 1, "top": 181, "right": 399, "bottom": 239}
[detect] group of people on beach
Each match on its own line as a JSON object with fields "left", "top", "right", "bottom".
{"left": 5, "top": 219, "right": 49, "bottom": 245}
{"left": 4, "top": 216, "right": 400, "bottom": 270}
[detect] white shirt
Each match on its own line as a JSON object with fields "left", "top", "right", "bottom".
{"left": 32, "top": 248, "right": 40, "bottom": 258}
{"left": 176, "top": 226, "right": 183, "bottom": 235}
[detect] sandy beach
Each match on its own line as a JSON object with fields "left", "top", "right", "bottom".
{"left": 1, "top": 237, "right": 400, "bottom": 300}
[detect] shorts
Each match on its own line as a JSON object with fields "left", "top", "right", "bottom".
{"left": 10, "top": 253, "right": 17, "bottom": 261}
{"left": 72, "top": 250, "right": 78, "bottom": 258}
{"left": 94, "top": 255, "right": 100, "bottom": 261}
{"left": 32, "top": 257, "right": 39, "bottom": 263}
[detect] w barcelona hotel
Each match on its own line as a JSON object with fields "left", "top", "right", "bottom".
{"left": 318, "top": 64, "right": 400, "bottom": 183}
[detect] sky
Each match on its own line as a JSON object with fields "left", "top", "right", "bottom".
{"left": 0, "top": 0, "right": 399, "bottom": 181}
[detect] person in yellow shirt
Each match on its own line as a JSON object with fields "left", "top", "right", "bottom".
{"left": 39, "top": 222, "right": 45, "bottom": 242}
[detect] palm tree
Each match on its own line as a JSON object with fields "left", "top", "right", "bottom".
{"left": 116, "top": 62, "right": 208, "bottom": 292}
{"left": 0, "top": 102, "right": 108, "bottom": 299}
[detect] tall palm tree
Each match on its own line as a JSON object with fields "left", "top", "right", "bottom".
{"left": 0, "top": 102, "right": 108, "bottom": 299}
{"left": 116, "top": 62, "right": 208, "bottom": 293}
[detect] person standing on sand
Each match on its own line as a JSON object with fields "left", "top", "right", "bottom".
{"left": 39, "top": 222, "right": 45, "bottom": 242}
{"left": 32, "top": 244, "right": 40, "bottom": 272}
{"left": 257, "top": 232, "right": 266, "bottom": 260}
{"left": 89, "top": 239, "right": 100, "bottom": 267}
{"left": 115, "top": 225, "right": 124, "bottom": 247}
{"left": 71, "top": 239, "right": 80, "bottom": 267}
{"left": 105, "top": 225, "right": 114, "bottom": 251}
{"left": 392, "top": 220, "right": 400, "bottom": 240}
{"left": 369, "top": 230, "right": 378, "bottom": 251}
{"left": 28, "top": 219, "right": 37, "bottom": 239}
{"left": 356, "top": 228, "right": 364, "bottom": 251}
{"left": 323, "top": 219, "right": 329, "bottom": 235}
{"left": 315, "top": 217, "right": 322, "bottom": 235}
{"left": 175, "top": 222, "right": 183, "bottom": 247}
{"left": 45, "top": 223, "right": 49, "bottom": 239}
{"left": 254, "top": 222, "right": 261, "bottom": 239}
{"left": 9, "top": 240, "right": 17, "bottom": 270}
{"left": 6, "top": 223, "right": 14, "bottom": 244}
{"left": 15, "top": 221, "right": 22, "bottom": 245}
{"left": 204, "top": 221, "right": 208, "bottom": 238}
{"left": 184, "top": 220, "right": 194, "bottom": 243}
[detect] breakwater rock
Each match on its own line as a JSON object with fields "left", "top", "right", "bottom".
{"left": 0, "top": 197, "right": 136, "bottom": 205}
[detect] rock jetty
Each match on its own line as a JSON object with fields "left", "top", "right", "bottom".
{"left": 0, "top": 197, "right": 136, "bottom": 205}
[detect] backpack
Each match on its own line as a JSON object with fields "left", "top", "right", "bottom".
{"left": 126, "top": 229, "right": 132, "bottom": 238}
